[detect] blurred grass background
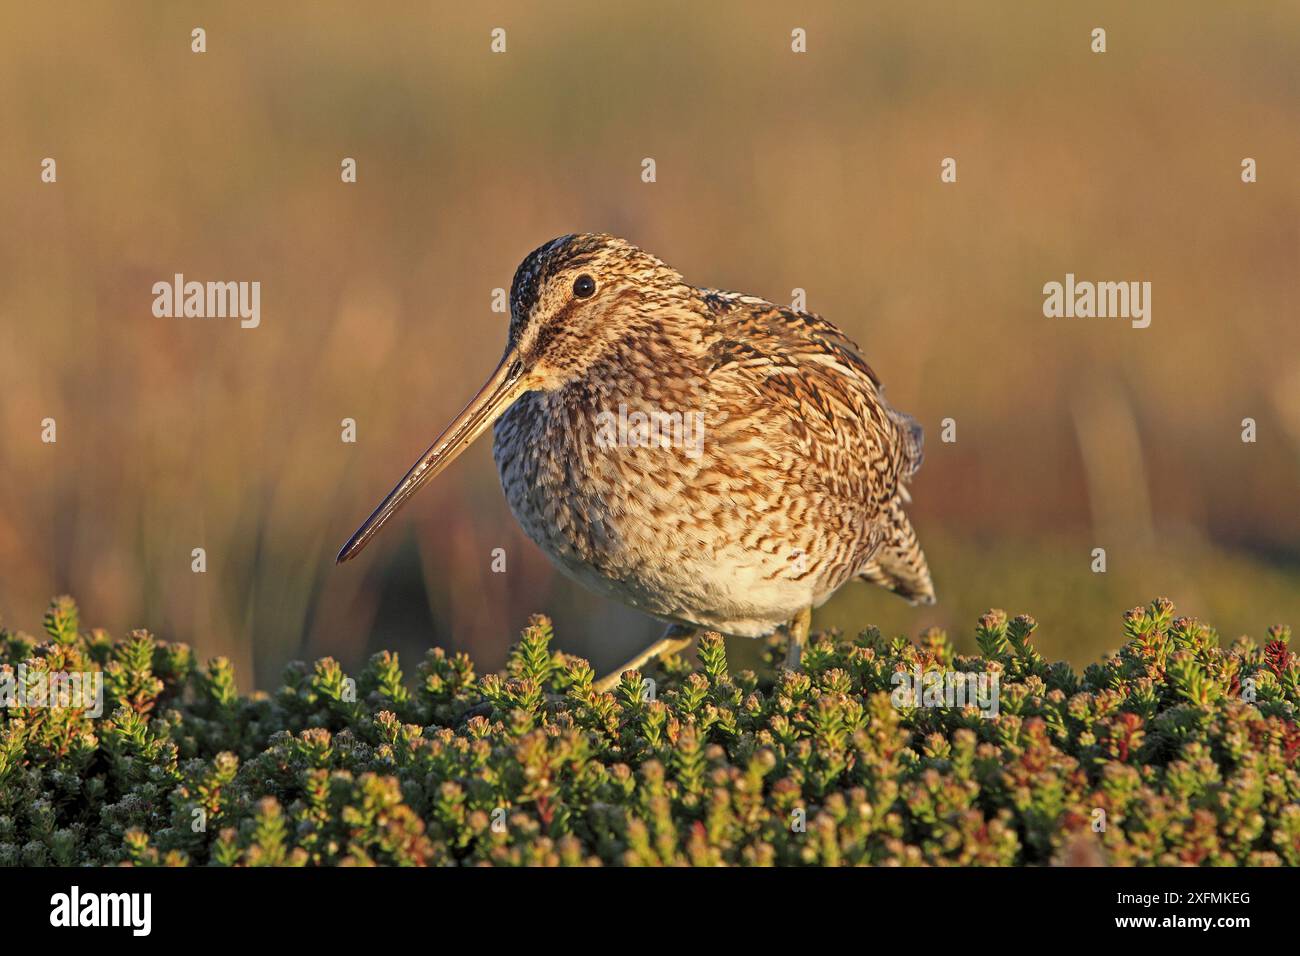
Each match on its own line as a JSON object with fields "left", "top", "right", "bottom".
{"left": 1, "top": 1, "right": 1297, "bottom": 688}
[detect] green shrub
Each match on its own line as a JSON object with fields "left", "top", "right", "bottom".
{"left": 1, "top": 597, "right": 1296, "bottom": 866}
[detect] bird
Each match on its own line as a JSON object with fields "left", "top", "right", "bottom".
{"left": 337, "top": 234, "right": 934, "bottom": 691}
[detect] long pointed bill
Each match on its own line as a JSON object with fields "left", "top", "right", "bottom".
{"left": 336, "top": 349, "right": 528, "bottom": 563}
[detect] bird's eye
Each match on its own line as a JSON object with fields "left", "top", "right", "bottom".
{"left": 572, "top": 274, "right": 596, "bottom": 298}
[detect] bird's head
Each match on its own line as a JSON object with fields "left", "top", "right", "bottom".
{"left": 506, "top": 233, "right": 689, "bottom": 388}
{"left": 337, "top": 233, "right": 688, "bottom": 562}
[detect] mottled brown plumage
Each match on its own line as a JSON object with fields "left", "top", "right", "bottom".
{"left": 339, "top": 234, "right": 934, "bottom": 683}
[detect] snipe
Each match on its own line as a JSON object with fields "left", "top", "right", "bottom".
{"left": 339, "top": 234, "right": 934, "bottom": 690}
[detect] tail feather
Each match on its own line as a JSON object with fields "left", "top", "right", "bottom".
{"left": 891, "top": 409, "right": 924, "bottom": 481}
{"left": 858, "top": 497, "right": 935, "bottom": 605}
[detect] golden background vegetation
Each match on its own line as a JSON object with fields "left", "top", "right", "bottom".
{"left": 2, "top": 2, "right": 1297, "bottom": 687}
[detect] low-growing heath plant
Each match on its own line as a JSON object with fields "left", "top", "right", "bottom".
{"left": 0, "top": 597, "right": 1296, "bottom": 866}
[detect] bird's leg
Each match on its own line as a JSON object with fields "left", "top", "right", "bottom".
{"left": 594, "top": 623, "right": 697, "bottom": 693}
{"left": 783, "top": 606, "right": 813, "bottom": 670}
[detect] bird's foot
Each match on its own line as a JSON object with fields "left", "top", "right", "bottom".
{"left": 459, "top": 692, "right": 571, "bottom": 723}
{"left": 593, "top": 625, "right": 697, "bottom": 693}
{"left": 783, "top": 606, "right": 813, "bottom": 670}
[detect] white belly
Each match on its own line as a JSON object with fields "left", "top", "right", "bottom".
{"left": 544, "top": 536, "right": 817, "bottom": 638}
{"left": 492, "top": 387, "right": 868, "bottom": 638}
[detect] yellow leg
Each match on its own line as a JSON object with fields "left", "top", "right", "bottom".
{"left": 784, "top": 606, "right": 812, "bottom": 670}
{"left": 594, "top": 624, "right": 697, "bottom": 693}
